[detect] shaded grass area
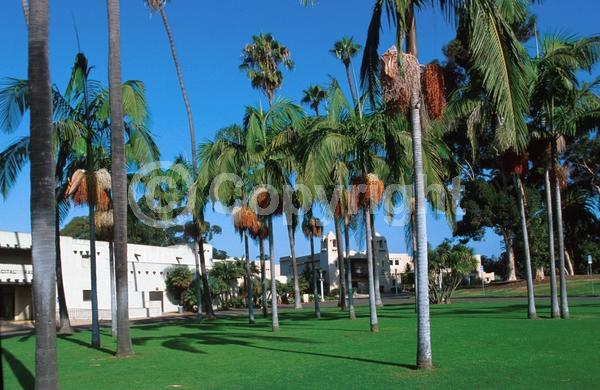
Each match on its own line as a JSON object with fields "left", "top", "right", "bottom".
{"left": 2, "top": 301, "right": 600, "bottom": 389}
{"left": 455, "top": 276, "right": 600, "bottom": 298}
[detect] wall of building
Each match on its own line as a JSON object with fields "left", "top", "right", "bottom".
{"left": 0, "top": 231, "right": 213, "bottom": 320}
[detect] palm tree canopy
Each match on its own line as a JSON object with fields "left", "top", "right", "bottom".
{"left": 330, "top": 37, "right": 362, "bottom": 67}
{"left": 239, "top": 33, "right": 294, "bottom": 102}
{"left": 301, "top": 84, "right": 327, "bottom": 114}
{"left": 361, "top": 0, "right": 532, "bottom": 151}
{"left": 0, "top": 53, "right": 159, "bottom": 202}
{"left": 144, "top": 0, "right": 168, "bottom": 12}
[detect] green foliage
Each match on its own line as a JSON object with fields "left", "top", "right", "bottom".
{"left": 428, "top": 240, "right": 477, "bottom": 304}
{"left": 330, "top": 37, "right": 362, "bottom": 67}
{"left": 239, "top": 33, "right": 294, "bottom": 103}
{"left": 165, "top": 266, "right": 193, "bottom": 306}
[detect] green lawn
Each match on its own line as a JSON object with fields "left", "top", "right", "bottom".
{"left": 455, "top": 276, "right": 600, "bottom": 298}
{"left": 2, "top": 300, "right": 600, "bottom": 389}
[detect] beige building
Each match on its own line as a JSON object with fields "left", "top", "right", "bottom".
{"left": 280, "top": 231, "right": 493, "bottom": 294}
{"left": 280, "top": 231, "right": 405, "bottom": 294}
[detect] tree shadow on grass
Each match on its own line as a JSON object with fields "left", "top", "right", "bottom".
{"left": 58, "top": 335, "right": 115, "bottom": 356}
{"left": 133, "top": 331, "right": 311, "bottom": 348}
{"left": 161, "top": 338, "right": 207, "bottom": 354}
{"left": 1, "top": 347, "right": 34, "bottom": 389}
{"left": 131, "top": 329, "right": 415, "bottom": 370}
{"left": 250, "top": 345, "right": 417, "bottom": 370}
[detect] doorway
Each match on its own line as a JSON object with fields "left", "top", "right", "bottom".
{"left": 0, "top": 285, "right": 15, "bottom": 320}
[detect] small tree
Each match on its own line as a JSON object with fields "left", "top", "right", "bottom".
{"left": 429, "top": 241, "right": 477, "bottom": 304}
{"left": 165, "top": 266, "right": 193, "bottom": 307}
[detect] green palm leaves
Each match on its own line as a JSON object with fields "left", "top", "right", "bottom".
{"left": 301, "top": 85, "right": 327, "bottom": 116}
{"left": 240, "top": 33, "right": 294, "bottom": 104}
{"left": 330, "top": 37, "right": 362, "bottom": 67}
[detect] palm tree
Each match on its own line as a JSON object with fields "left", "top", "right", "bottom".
{"left": 302, "top": 211, "right": 322, "bottom": 318}
{"left": 239, "top": 33, "right": 294, "bottom": 106}
{"left": 361, "top": 0, "right": 532, "bottom": 368}
{"left": 0, "top": 101, "right": 76, "bottom": 335}
{"left": 301, "top": 85, "right": 327, "bottom": 116}
{"left": 285, "top": 206, "right": 303, "bottom": 309}
{"left": 233, "top": 207, "right": 257, "bottom": 324}
{"left": 530, "top": 33, "right": 600, "bottom": 319}
{"left": 145, "top": 0, "right": 212, "bottom": 320}
{"left": 506, "top": 154, "right": 537, "bottom": 319}
{"left": 330, "top": 37, "right": 362, "bottom": 106}
{"left": 108, "top": 0, "right": 134, "bottom": 356}
{"left": 246, "top": 101, "right": 304, "bottom": 317}
{"left": 28, "top": 0, "right": 58, "bottom": 386}
{"left": 1, "top": 69, "right": 156, "bottom": 340}
{"left": 199, "top": 124, "right": 258, "bottom": 324}
{"left": 249, "top": 219, "right": 269, "bottom": 317}
{"left": 298, "top": 82, "right": 399, "bottom": 330}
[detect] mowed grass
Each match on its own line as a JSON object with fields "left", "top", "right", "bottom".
{"left": 2, "top": 300, "right": 600, "bottom": 389}
{"left": 455, "top": 276, "right": 600, "bottom": 298}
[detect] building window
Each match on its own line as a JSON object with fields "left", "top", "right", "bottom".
{"left": 395, "top": 260, "right": 399, "bottom": 266}
{"left": 149, "top": 291, "right": 163, "bottom": 301}
{"left": 82, "top": 290, "right": 91, "bottom": 302}
{"left": 389, "top": 260, "right": 393, "bottom": 266}
{"left": 332, "top": 239, "right": 337, "bottom": 248}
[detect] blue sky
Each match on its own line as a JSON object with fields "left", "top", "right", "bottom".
{"left": 0, "top": 0, "right": 598, "bottom": 260}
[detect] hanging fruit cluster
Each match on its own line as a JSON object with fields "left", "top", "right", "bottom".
{"left": 421, "top": 63, "right": 446, "bottom": 120}
{"left": 351, "top": 173, "right": 384, "bottom": 209}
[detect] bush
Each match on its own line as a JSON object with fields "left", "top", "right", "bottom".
{"left": 165, "top": 266, "right": 193, "bottom": 307}
{"left": 429, "top": 240, "right": 477, "bottom": 304}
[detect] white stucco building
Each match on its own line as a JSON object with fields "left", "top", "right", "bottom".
{"left": 0, "top": 230, "right": 212, "bottom": 321}
{"left": 280, "top": 231, "right": 403, "bottom": 294}
{"left": 280, "top": 231, "right": 493, "bottom": 294}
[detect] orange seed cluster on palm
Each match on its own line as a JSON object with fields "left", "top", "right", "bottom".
{"left": 421, "top": 63, "right": 446, "bottom": 120}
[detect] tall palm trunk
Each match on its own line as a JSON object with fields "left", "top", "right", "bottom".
{"left": 503, "top": 231, "right": 518, "bottom": 281}
{"left": 55, "top": 217, "right": 73, "bottom": 334}
{"left": 198, "top": 235, "right": 215, "bottom": 319}
{"left": 364, "top": 208, "right": 378, "bottom": 332}
{"left": 109, "top": 241, "right": 117, "bottom": 336}
{"left": 344, "top": 62, "right": 358, "bottom": 107}
{"left": 193, "top": 243, "right": 203, "bottom": 320}
{"left": 157, "top": 5, "right": 212, "bottom": 315}
{"left": 268, "top": 215, "right": 280, "bottom": 331}
{"left": 411, "top": 90, "right": 432, "bottom": 368}
{"left": 335, "top": 218, "right": 346, "bottom": 310}
{"left": 544, "top": 167, "right": 560, "bottom": 318}
{"left": 86, "top": 139, "right": 100, "bottom": 348}
{"left": 244, "top": 232, "right": 256, "bottom": 324}
{"left": 370, "top": 213, "right": 383, "bottom": 306}
{"left": 108, "top": 0, "right": 133, "bottom": 356}
{"left": 411, "top": 211, "right": 418, "bottom": 313}
{"left": 405, "top": 20, "right": 432, "bottom": 367}
{"left": 259, "top": 236, "right": 268, "bottom": 317}
{"left": 310, "top": 233, "right": 321, "bottom": 319}
{"left": 286, "top": 219, "right": 302, "bottom": 309}
{"left": 565, "top": 251, "right": 575, "bottom": 277}
{"left": 81, "top": 49, "right": 100, "bottom": 346}
{"left": 29, "top": 0, "right": 58, "bottom": 385}
{"left": 552, "top": 143, "right": 569, "bottom": 318}
{"left": 513, "top": 174, "right": 537, "bottom": 319}
{"left": 344, "top": 219, "right": 355, "bottom": 320}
